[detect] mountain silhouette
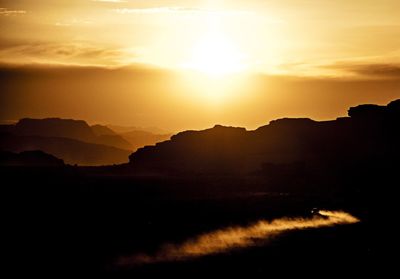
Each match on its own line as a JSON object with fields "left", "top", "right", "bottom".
{"left": 129, "top": 99, "right": 400, "bottom": 176}
{"left": 0, "top": 150, "right": 64, "bottom": 166}
{"left": 91, "top": 124, "right": 118, "bottom": 136}
{"left": 1, "top": 100, "right": 395, "bottom": 275}
{"left": 12, "top": 118, "right": 133, "bottom": 150}
{"left": 15, "top": 118, "right": 97, "bottom": 142}
{"left": 0, "top": 118, "right": 135, "bottom": 165}
{"left": 0, "top": 134, "right": 131, "bottom": 166}
{"left": 121, "top": 130, "right": 171, "bottom": 151}
{"left": 109, "top": 125, "right": 170, "bottom": 135}
{"left": 0, "top": 118, "right": 174, "bottom": 165}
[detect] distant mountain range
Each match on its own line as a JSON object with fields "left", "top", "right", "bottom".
{"left": 1, "top": 99, "right": 398, "bottom": 168}
{"left": 129, "top": 99, "right": 400, "bottom": 177}
{"left": 121, "top": 130, "right": 173, "bottom": 152}
{"left": 0, "top": 118, "right": 171, "bottom": 166}
{"left": 108, "top": 125, "right": 170, "bottom": 135}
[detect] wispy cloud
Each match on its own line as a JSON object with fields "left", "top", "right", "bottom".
{"left": 55, "top": 18, "right": 94, "bottom": 27}
{"left": 114, "top": 7, "right": 253, "bottom": 16}
{"left": 276, "top": 51, "right": 400, "bottom": 78}
{"left": 117, "top": 210, "right": 359, "bottom": 266}
{"left": 0, "top": 41, "right": 134, "bottom": 66}
{"left": 0, "top": 8, "right": 26, "bottom": 16}
{"left": 325, "top": 63, "right": 400, "bottom": 79}
{"left": 92, "top": 0, "right": 127, "bottom": 2}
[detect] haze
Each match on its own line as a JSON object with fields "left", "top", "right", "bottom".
{"left": 1, "top": 0, "right": 399, "bottom": 131}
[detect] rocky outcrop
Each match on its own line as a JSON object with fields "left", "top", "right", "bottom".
{"left": 129, "top": 99, "right": 400, "bottom": 174}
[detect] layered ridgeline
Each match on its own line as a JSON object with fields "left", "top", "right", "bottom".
{"left": 0, "top": 118, "right": 170, "bottom": 166}
{"left": 1, "top": 100, "right": 398, "bottom": 168}
{"left": 130, "top": 99, "right": 400, "bottom": 178}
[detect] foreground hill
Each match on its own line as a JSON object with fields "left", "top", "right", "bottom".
{"left": 0, "top": 150, "right": 64, "bottom": 166}
{"left": 129, "top": 99, "right": 400, "bottom": 176}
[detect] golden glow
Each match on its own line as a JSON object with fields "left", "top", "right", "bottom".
{"left": 1, "top": 1, "right": 399, "bottom": 77}
{"left": 183, "top": 33, "right": 247, "bottom": 76}
{"left": 177, "top": 69, "right": 251, "bottom": 106}
{"left": 1, "top": 1, "right": 399, "bottom": 130}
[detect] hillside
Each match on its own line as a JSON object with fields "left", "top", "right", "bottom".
{"left": 0, "top": 134, "right": 130, "bottom": 166}
{"left": 12, "top": 118, "right": 133, "bottom": 150}
{"left": 129, "top": 99, "right": 400, "bottom": 176}
{"left": 121, "top": 130, "right": 171, "bottom": 151}
{"left": 0, "top": 150, "right": 65, "bottom": 166}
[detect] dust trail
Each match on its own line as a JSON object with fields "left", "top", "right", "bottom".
{"left": 117, "top": 210, "right": 359, "bottom": 266}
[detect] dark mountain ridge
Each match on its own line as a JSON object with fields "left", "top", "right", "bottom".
{"left": 15, "top": 118, "right": 96, "bottom": 142}
{"left": 0, "top": 150, "right": 64, "bottom": 166}
{"left": 129, "top": 99, "right": 400, "bottom": 175}
{"left": 13, "top": 118, "right": 133, "bottom": 150}
{"left": 0, "top": 118, "right": 134, "bottom": 165}
{"left": 0, "top": 134, "right": 130, "bottom": 166}
{"left": 120, "top": 130, "right": 171, "bottom": 152}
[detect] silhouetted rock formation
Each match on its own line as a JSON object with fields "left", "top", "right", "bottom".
{"left": 0, "top": 124, "right": 15, "bottom": 135}
{"left": 0, "top": 150, "right": 64, "bottom": 166}
{"left": 121, "top": 130, "right": 171, "bottom": 151}
{"left": 12, "top": 118, "right": 133, "bottom": 150}
{"left": 129, "top": 99, "right": 400, "bottom": 176}
{"left": 15, "top": 118, "right": 96, "bottom": 142}
{"left": 0, "top": 117, "right": 174, "bottom": 165}
{"left": 109, "top": 125, "right": 169, "bottom": 135}
{"left": 387, "top": 99, "right": 400, "bottom": 118}
{"left": 91, "top": 124, "right": 117, "bottom": 136}
{"left": 0, "top": 118, "right": 136, "bottom": 165}
{"left": 95, "top": 134, "right": 133, "bottom": 150}
{"left": 0, "top": 134, "right": 130, "bottom": 166}
{"left": 90, "top": 124, "right": 133, "bottom": 149}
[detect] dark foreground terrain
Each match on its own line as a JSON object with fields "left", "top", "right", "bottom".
{"left": 3, "top": 100, "right": 398, "bottom": 276}
{"left": 3, "top": 166, "right": 375, "bottom": 277}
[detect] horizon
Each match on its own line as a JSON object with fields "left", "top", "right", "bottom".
{"left": 1, "top": 97, "right": 399, "bottom": 134}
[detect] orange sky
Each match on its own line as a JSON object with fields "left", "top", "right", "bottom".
{"left": 0, "top": 0, "right": 399, "bottom": 131}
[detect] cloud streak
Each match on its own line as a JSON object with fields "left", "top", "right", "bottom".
{"left": 55, "top": 18, "right": 94, "bottom": 27}
{"left": 113, "top": 7, "right": 253, "bottom": 16}
{"left": 117, "top": 210, "right": 360, "bottom": 267}
{"left": 0, "top": 41, "right": 134, "bottom": 66}
{"left": 93, "top": 0, "right": 127, "bottom": 2}
{"left": 326, "top": 63, "right": 400, "bottom": 79}
{"left": 0, "top": 8, "right": 26, "bottom": 16}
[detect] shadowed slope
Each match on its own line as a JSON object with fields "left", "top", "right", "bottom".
{"left": 0, "top": 150, "right": 64, "bottom": 166}
{"left": 0, "top": 134, "right": 130, "bottom": 166}
{"left": 129, "top": 99, "right": 400, "bottom": 174}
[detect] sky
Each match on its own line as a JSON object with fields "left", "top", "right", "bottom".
{"left": 0, "top": 0, "right": 399, "bottom": 131}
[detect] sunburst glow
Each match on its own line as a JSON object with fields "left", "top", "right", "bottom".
{"left": 183, "top": 33, "right": 247, "bottom": 76}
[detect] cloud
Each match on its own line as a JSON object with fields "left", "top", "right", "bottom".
{"left": 113, "top": 7, "right": 253, "bottom": 16}
{"left": 93, "top": 0, "right": 127, "bottom": 2}
{"left": 0, "top": 8, "right": 26, "bottom": 16}
{"left": 0, "top": 41, "right": 134, "bottom": 66}
{"left": 116, "top": 210, "right": 359, "bottom": 266}
{"left": 55, "top": 18, "right": 94, "bottom": 27}
{"left": 324, "top": 62, "right": 400, "bottom": 79}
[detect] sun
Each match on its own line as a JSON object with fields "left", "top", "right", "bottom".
{"left": 183, "top": 34, "right": 246, "bottom": 76}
